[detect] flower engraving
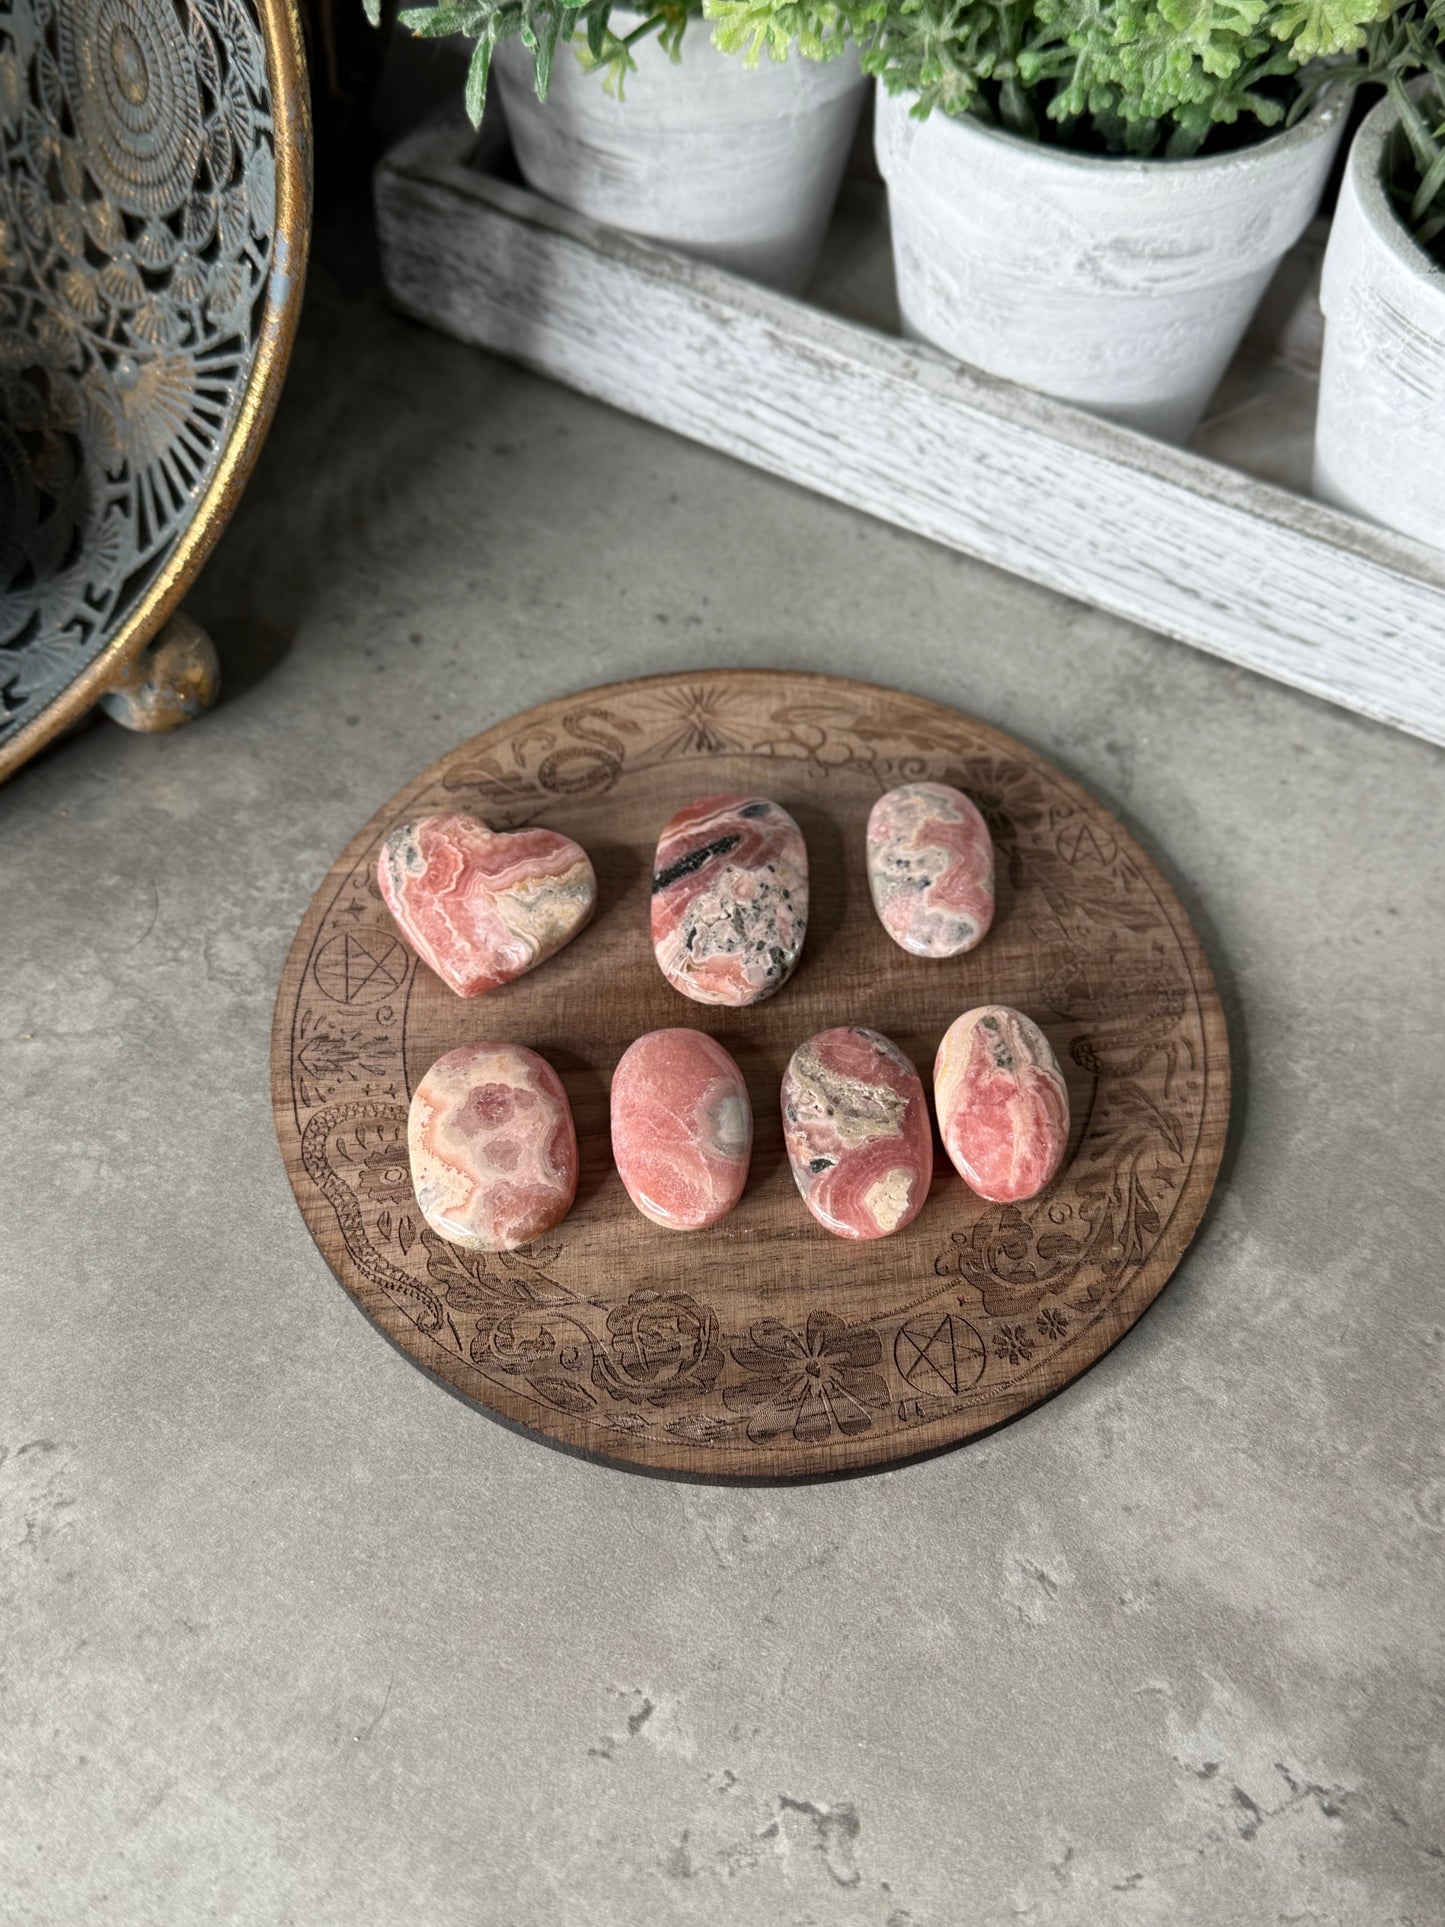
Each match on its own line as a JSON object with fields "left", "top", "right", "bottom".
{"left": 724, "top": 1311, "right": 888, "bottom": 1445}
{"left": 354, "top": 1141, "right": 414, "bottom": 1208}
{"left": 592, "top": 1289, "right": 723, "bottom": 1409}
{"left": 995, "top": 1323, "right": 1036, "bottom": 1367}
{"left": 1036, "top": 1307, "right": 1070, "bottom": 1340}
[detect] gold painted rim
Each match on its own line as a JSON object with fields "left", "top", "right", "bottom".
{"left": 0, "top": 0, "right": 313, "bottom": 784}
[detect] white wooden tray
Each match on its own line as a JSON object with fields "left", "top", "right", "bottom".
{"left": 374, "top": 116, "right": 1445, "bottom": 748}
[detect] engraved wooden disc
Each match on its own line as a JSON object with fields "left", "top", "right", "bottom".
{"left": 271, "top": 670, "right": 1229, "bottom": 1477}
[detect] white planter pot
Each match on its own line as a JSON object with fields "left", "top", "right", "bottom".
{"left": 875, "top": 89, "right": 1347, "bottom": 442}
{"left": 1313, "top": 91, "right": 1445, "bottom": 550}
{"left": 494, "top": 23, "right": 867, "bottom": 292}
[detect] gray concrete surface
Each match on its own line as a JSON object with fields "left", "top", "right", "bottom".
{"left": 3, "top": 206, "right": 1444, "bottom": 1927}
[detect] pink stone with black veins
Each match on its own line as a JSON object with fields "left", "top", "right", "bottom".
{"left": 866, "top": 780, "right": 995, "bottom": 958}
{"left": 378, "top": 811, "right": 595, "bottom": 998}
{"left": 781, "top": 1027, "right": 933, "bottom": 1241}
{"left": 651, "top": 794, "right": 807, "bottom": 1007}
{"left": 610, "top": 1029, "right": 752, "bottom": 1229}
{"left": 408, "top": 1042, "right": 578, "bottom": 1251}
{"left": 934, "top": 1005, "right": 1069, "bottom": 1204}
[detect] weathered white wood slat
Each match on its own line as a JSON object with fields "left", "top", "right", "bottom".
{"left": 375, "top": 123, "right": 1445, "bottom": 748}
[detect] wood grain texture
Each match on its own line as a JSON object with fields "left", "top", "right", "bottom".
{"left": 374, "top": 121, "right": 1445, "bottom": 750}
{"left": 271, "top": 671, "right": 1229, "bottom": 1477}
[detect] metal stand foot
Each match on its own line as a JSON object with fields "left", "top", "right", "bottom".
{"left": 99, "top": 613, "right": 221, "bottom": 734}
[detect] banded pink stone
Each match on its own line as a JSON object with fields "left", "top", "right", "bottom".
{"left": 934, "top": 1006, "right": 1069, "bottom": 1204}
{"left": 781, "top": 1026, "right": 933, "bottom": 1241}
{"left": 610, "top": 1029, "right": 752, "bottom": 1229}
{"left": 866, "top": 781, "right": 995, "bottom": 958}
{"left": 379, "top": 811, "right": 595, "bottom": 998}
{"left": 408, "top": 1042, "right": 578, "bottom": 1251}
{"left": 650, "top": 794, "right": 807, "bottom": 1007}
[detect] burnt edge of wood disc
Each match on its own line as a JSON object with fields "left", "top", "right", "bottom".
{"left": 271, "top": 669, "right": 1229, "bottom": 1479}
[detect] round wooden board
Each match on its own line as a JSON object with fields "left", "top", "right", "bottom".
{"left": 271, "top": 671, "right": 1228, "bottom": 1478}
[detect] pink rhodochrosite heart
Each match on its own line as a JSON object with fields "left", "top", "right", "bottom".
{"left": 781, "top": 1026, "right": 933, "bottom": 1241}
{"left": 408, "top": 1042, "right": 578, "bottom": 1251}
{"left": 934, "top": 1006, "right": 1069, "bottom": 1204}
{"left": 650, "top": 794, "right": 808, "bottom": 1007}
{"left": 865, "top": 780, "right": 995, "bottom": 957}
{"left": 378, "top": 811, "right": 595, "bottom": 997}
{"left": 610, "top": 1029, "right": 752, "bottom": 1230}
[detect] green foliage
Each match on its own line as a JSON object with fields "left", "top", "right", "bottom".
{"left": 574, "top": 0, "right": 698, "bottom": 94}
{"left": 373, "top": 0, "right": 1444, "bottom": 188}
{"left": 380, "top": 0, "right": 701, "bottom": 120}
{"left": 1271, "top": 0, "right": 1380, "bottom": 62}
{"left": 1360, "top": 0, "right": 1445, "bottom": 256}
{"left": 707, "top": 0, "right": 884, "bottom": 60}
{"left": 704, "top": 0, "right": 1394, "bottom": 153}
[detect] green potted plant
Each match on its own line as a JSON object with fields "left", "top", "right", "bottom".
{"left": 1314, "top": 1, "right": 1445, "bottom": 547}
{"left": 709, "top": 0, "right": 1376, "bottom": 439}
{"left": 372, "top": 0, "right": 869, "bottom": 290}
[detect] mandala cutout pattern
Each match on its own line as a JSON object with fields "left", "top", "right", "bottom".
{"left": 0, "top": 0, "right": 277, "bottom": 743}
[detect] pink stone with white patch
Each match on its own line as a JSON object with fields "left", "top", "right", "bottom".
{"left": 379, "top": 811, "right": 595, "bottom": 998}
{"left": 408, "top": 1042, "right": 578, "bottom": 1251}
{"left": 651, "top": 794, "right": 808, "bottom": 1007}
{"left": 866, "top": 781, "right": 995, "bottom": 958}
{"left": 934, "top": 1006, "right": 1069, "bottom": 1204}
{"left": 781, "top": 1026, "right": 933, "bottom": 1241}
{"left": 611, "top": 1030, "right": 752, "bottom": 1230}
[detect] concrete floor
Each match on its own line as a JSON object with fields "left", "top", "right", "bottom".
{"left": 3, "top": 202, "right": 1444, "bottom": 1927}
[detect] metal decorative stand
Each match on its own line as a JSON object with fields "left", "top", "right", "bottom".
{"left": 0, "top": 0, "right": 311, "bottom": 781}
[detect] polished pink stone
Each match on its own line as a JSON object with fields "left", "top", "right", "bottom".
{"left": 408, "top": 1042, "right": 578, "bottom": 1251}
{"left": 934, "top": 1006, "right": 1069, "bottom": 1204}
{"left": 866, "top": 781, "right": 995, "bottom": 958}
{"left": 611, "top": 1030, "right": 752, "bottom": 1229}
{"left": 378, "top": 811, "right": 595, "bottom": 998}
{"left": 651, "top": 794, "right": 807, "bottom": 1007}
{"left": 781, "top": 1027, "right": 933, "bottom": 1241}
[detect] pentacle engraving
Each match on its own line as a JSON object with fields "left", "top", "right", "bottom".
{"left": 312, "top": 931, "right": 410, "bottom": 1005}
{"left": 894, "top": 1313, "right": 986, "bottom": 1396}
{"left": 0, "top": 0, "right": 281, "bottom": 746}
